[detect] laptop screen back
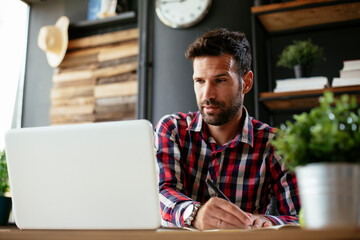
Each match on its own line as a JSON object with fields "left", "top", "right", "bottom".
{"left": 5, "top": 120, "right": 161, "bottom": 230}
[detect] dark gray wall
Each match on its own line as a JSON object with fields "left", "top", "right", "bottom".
{"left": 151, "top": 0, "right": 254, "bottom": 124}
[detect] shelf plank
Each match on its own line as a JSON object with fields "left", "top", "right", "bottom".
{"left": 251, "top": 0, "right": 338, "bottom": 14}
{"left": 259, "top": 86, "right": 360, "bottom": 110}
{"left": 253, "top": 1, "right": 360, "bottom": 32}
{"left": 68, "top": 11, "right": 137, "bottom": 39}
{"left": 68, "top": 29, "right": 139, "bottom": 50}
{"left": 70, "top": 11, "right": 136, "bottom": 29}
{"left": 251, "top": 0, "right": 336, "bottom": 14}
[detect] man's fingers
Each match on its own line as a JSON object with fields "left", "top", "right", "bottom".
{"left": 263, "top": 221, "right": 272, "bottom": 227}
{"left": 220, "top": 218, "right": 251, "bottom": 230}
{"left": 197, "top": 215, "right": 245, "bottom": 230}
{"left": 212, "top": 207, "right": 249, "bottom": 228}
{"left": 251, "top": 214, "right": 274, "bottom": 228}
{"left": 211, "top": 197, "right": 252, "bottom": 225}
{"left": 192, "top": 197, "right": 274, "bottom": 231}
{"left": 252, "top": 217, "right": 264, "bottom": 228}
{"left": 217, "top": 219, "right": 240, "bottom": 229}
{"left": 193, "top": 197, "right": 252, "bottom": 230}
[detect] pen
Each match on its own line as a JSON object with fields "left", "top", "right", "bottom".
{"left": 206, "top": 179, "right": 255, "bottom": 228}
{"left": 206, "top": 179, "right": 230, "bottom": 202}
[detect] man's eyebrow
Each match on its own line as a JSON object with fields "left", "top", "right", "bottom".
{"left": 214, "top": 73, "right": 228, "bottom": 78}
{"left": 193, "top": 73, "right": 229, "bottom": 80}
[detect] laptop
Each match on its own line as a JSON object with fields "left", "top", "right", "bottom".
{"left": 4, "top": 120, "right": 161, "bottom": 230}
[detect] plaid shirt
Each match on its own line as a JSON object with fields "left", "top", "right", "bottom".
{"left": 154, "top": 109, "right": 300, "bottom": 228}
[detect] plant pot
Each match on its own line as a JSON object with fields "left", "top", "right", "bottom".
{"left": 294, "top": 64, "right": 312, "bottom": 78}
{"left": 0, "top": 196, "right": 12, "bottom": 225}
{"left": 295, "top": 163, "right": 360, "bottom": 229}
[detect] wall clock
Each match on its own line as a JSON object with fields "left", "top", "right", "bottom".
{"left": 155, "top": 0, "right": 212, "bottom": 29}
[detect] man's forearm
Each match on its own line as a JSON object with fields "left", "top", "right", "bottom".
{"left": 159, "top": 186, "right": 195, "bottom": 227}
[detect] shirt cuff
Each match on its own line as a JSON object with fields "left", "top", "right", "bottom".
{"left": 264, "top": 215, "right": 286, "bottom": 225}
{"left": 264, "top": 215, "right": 299, "bottom": 225}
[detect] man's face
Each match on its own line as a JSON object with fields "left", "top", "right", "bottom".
{"left": 193, "top": 54, "right": 244, "bottom": 126}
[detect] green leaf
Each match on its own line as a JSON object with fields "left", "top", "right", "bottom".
{"left": 277, "top": 39, "right": 323, "bottom": 69}
{"left": 271, "top": 92, "right": 360, "bottom": 171}
{"left": 0, "top": 149, "right": 9, "bottom": 196}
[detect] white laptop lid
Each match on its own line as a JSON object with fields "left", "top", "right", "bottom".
{"left": 4, "top": 120, "right": 161, "bottom": 230}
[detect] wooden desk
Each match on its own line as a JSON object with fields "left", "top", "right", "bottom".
{"left": 0, "top": 226, "right": 359, "bottom": 240}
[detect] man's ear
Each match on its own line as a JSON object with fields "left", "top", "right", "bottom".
{"left": 242, "top": 71, "right": 253, "bottom": 94}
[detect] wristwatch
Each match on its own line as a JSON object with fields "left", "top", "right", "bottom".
{"left": 183, "top": 203, "right": 201, "bottom": 227}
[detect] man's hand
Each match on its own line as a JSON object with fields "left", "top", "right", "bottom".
{"left": 192, "top": 197, "right": 275, "bottom": 230}
{"left": 249, "top": 214, "right": 274, "bottom": 228}
{"left": 192, "top": 197, "right": 253, "bottom": 230}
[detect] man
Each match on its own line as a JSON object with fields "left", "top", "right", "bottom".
{"left": 154, "top": 28, "right": 299, "bottom": 230}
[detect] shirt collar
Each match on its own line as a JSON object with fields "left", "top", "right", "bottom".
{"left": 186, "top": 108, "right": 254, "bottom": 147}
{"left": 238, "top": 107, "right": 253, "bottom": 147}
{"left": 187, "top": 111, "right": 204, "bottom": 132}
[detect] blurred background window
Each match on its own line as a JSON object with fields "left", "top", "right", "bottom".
{"left": 0, "top": 0, "right": 29, "bottom": 149}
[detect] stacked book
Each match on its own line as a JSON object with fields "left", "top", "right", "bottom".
{"left": 50, "top": 28, "right": 139, "bottom": 125}
{"left": 273, "top": 76, "right": 329, "bottom": 93}
{"left": 332, "top": 59, "right": 360, "bottom": 87}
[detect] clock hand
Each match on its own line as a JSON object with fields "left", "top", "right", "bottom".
{"left": 161, "top": 0, "right": 185, "bottom": 4}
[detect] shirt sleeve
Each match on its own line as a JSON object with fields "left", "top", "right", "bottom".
{"left": 265, "top": 149, "right": 301, "bottom": 225}
{"left": 154, "top": 115, "right": 196, "bottom": 227}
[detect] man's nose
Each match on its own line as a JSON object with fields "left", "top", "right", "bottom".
{"left": 203, "top": 82, "right": 215, "bottom": 100}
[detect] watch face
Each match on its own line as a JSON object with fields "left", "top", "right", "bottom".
{"left": 183, "top": 203, "right": 194, "bottom": 221}
{"left": 156, "top": 0, "right": 212, "bottom": 29}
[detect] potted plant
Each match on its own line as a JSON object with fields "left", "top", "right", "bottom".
{"left": 0, "top": 149, "right": 12, "bottom": 225}
{"left": 277, "top": 39, "right": 323, "bottom": 78}
{"left": 272, "top": 92, "right": 360, "bottom": 229}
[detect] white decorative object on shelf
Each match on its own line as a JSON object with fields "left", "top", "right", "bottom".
{"left": 273, "top": 76, "right": 329, "bottom": 93}
{"left": 332, "top": 59, "right": 360, "bottom": 88}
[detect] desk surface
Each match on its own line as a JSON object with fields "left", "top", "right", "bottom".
{"left": 0, "top": 226, "right": 359, "bottom": 240}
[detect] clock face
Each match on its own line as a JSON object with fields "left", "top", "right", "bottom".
{"left": 156, "top": 0, "right": 212, "bottom": 29}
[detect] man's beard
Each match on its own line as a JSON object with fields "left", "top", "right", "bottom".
{"left": 198, "top": 91, "right": 242, "bottom": 126}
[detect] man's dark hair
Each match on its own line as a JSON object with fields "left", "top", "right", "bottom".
{"left": 185, "top": 28, "right": 252, "bottom": 78}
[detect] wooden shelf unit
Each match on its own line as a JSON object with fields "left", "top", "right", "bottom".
{"left": 251, "top": 0, "right": 360, "bottom": 125}
{"left": 56, "top": 1, "right": 153, "bottom": 121}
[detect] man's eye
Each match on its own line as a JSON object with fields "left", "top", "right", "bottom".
{"left": 195, "top": 79, "right": 204, "bottom": 83}
{"left": 216, "top": 79, "right": 226, "bottom": 83}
